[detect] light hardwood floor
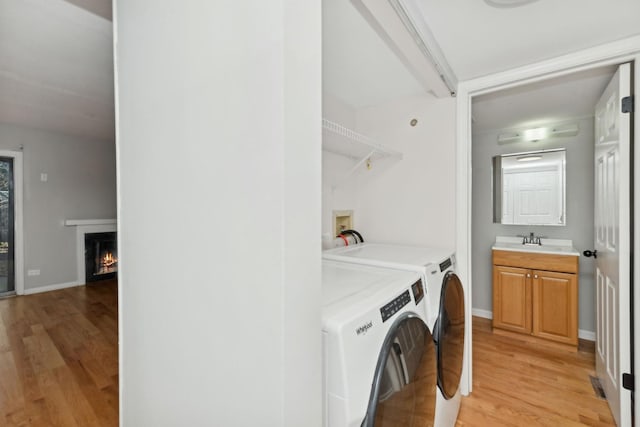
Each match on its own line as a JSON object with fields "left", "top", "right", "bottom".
{"left": 0, "top": 280, "right": 118, "bottom": 427}
{"left": 458, "top": 317, "right": 615, "bottom": 426}
{"left": 0, "top": 285, "right": 616, "bottom": 426}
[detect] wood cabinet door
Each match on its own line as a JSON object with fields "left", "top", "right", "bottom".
{"left": 532, "top": 270, "right": 578, "bottom": 345}
{"left": 493, "top": 266, "right": 531, "bottom": 334}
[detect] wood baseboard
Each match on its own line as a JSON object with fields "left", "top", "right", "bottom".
{"left": 578, "top": 338, "right": 596, "bottom": 353}
{"left": 492, "top": 326, "right": 579, "bottom": 353}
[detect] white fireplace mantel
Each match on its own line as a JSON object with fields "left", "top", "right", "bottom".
{"left": 66, "top": 219, "right": 117, "bottom": 284}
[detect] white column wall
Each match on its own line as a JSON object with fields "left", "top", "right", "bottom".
{"left": 114, "top": 1, "right": 322, "bottom": 425}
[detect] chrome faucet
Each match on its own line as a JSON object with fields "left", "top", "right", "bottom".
{"left": 518, "top": 232, "right": 544, "bottom": 245}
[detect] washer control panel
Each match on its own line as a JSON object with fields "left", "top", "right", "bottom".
{"left": 411, "top": 279, "right": 424, "bottom": 304}
{"left": 440, "top": 257, "right": 452, "bottom": 272}
{"left": 380, "top": 290, "right": 411, "bottom": 322}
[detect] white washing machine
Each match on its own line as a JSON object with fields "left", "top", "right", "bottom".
{"left": 323, "top": 243, "right": 466, "bottom": 427}
{"left": 322, "top": 260, "right": 437, "bottom": 427}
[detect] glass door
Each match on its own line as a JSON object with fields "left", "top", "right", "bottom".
{"left": 436, "top": 272, "right": 465, "bottom": 399}
{"left": 362, "top": 315, "right": 437, "bottom": 427}
{"left": 0, "top": 157, "right": 14, "bottom": 295}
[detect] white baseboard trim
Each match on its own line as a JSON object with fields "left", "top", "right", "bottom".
{"left": 22, "top": 281, "right": 82, "bottom": 295}
{"left": 472, "top": 308, "right": 493, "bottom": 319}
{"left": 579, "top": 329, "right": 596, "bottom": 341}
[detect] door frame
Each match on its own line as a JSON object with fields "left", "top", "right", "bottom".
{"left": 455, "top": 34, "right": 640, "bottom": 411}
{"left": 0, "top": 150, "right": 24, "bottom": 295}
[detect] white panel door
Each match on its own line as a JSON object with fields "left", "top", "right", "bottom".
{"left": 512, "top": 168, "right": 559, "bottom": 224}
{"left": 594, "top": 63, "right": 631, "bottom": 427}
{"left": 502, "top": 173, "right": 514, "bottom": 223}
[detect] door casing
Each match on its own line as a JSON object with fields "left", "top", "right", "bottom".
{"left": 455, "top": 35, "right": 640, "bottom": 415}
{"left": 0, "top": 150, "right": 24, "bottom": 295}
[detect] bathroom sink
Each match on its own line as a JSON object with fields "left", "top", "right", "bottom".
{"left": 492, "top": 237, "right": 579, "bottom": 256}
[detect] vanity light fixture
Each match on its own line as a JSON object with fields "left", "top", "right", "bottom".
{"left": 516, "top": 155, "right": 543, "bottom": 162}
{"left": 497, "top": 132, "right": 521, "bottom": 144}
{"left": 549, "top": 122, "right": 579, "bottom": 137}
{"left": 497, "top": 122, "right": 579, "bottom": 144}
{"left": 523, "top": 127, "right": 547, "bottom": 142}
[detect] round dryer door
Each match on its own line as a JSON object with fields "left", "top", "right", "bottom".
{"left": 361, "top": 314, "right": 437, "bottom": 427}
{"left": 436, "top": 272, "right": 465, "bottom": 399}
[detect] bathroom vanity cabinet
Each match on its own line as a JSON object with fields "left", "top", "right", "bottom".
{"left": 492, "top": 249, "right": 579, "bottom": 346}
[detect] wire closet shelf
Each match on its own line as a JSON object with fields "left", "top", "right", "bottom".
{"left": 322, "top": 118, "right": 403, "bottom": 187}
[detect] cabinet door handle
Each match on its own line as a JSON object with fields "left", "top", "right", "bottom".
{"left": 526, "top": 273, "right": 531, "bottom": 278}
{"left": 534, "top": 274, "right": 538, "bottom": 279}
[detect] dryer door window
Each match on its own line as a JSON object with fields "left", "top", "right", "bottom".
{"left": 361, "top": 315, "right": 437, "bottom": 427}
{"left": 436, "top": 272, "right": 465, "bottom": 399}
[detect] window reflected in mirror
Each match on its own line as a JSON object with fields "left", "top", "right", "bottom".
{"left": 493, "top": 149, "right": 566, "bottom": 226}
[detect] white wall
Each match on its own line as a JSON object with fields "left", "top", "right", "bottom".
{"left": 114, "top": 1, "right": 321, "bottom": 426}
{"left": 353, "top": 94, "right": 457, "bottom": 248}
{"left": 471, "top": 117, "right": 596, "bottom": 334}
{"left": 0, "top": 122, "right": 116, "bottom": 291}
{"left": 322, "top": 93, "right": 359, "bottom": 240}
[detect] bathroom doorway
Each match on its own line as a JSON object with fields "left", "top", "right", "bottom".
{"left": 465, "top": 59, "right": 636, "bottom": 425}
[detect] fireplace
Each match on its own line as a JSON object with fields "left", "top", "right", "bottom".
{"left": 85, "top": 232, "right": 118, "bottom": 283}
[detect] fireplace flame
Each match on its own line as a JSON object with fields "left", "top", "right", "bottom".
{"left": 102, "top": 252, "right": 117, "bottom": 268}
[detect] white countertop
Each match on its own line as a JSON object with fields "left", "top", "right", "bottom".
{"left": 492, "top": 236, "right": 580, "bottom": 256}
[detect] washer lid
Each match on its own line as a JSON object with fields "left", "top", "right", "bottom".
{"left": 322, "top": 261, "right": 419, "bottom": 305}
{"left": 321, "top": 261, "right": 422, "bottom": 330}
{"left": 324, "top": 242, "right": 453, "bottom": 269}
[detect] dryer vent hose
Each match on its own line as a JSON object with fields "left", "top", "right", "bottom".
{"left": 332, "top": 229, "right": 364, "bottom": 247}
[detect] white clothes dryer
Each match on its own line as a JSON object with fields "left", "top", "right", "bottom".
{"left": 323, "top": 243, "right": 466, "bottom": 427}
{"left": 322, "top": 261, "right": 437, "bottom": 427}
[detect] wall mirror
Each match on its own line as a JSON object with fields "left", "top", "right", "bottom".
{"left": 493, "top": 149, "right": 566, "bottom": 225}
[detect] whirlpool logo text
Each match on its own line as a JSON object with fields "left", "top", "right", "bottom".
{"left": 356, "top": 321, "right": 373, "bottom": 336}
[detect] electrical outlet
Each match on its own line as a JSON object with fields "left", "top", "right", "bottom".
{"left": 27, "top": 269, "right": 40, "bottom": 276}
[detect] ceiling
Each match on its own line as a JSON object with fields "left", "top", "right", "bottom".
{"left": 2, "top": 0, "right": 639, "bottom": 140}
{"left": 324, "top": 0, "right": 640, "bottom": 123}
{"left": 323, "top": 0, "right": 426, "bottom": 109}
{"left": 410, "top": 0, "right": 640, "bottom": 81}
{"left": 0, "top": 0, "right": 114, "bottom": 141}
{"left": 472, "top": 65, "right": 617, "bottom": 133}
